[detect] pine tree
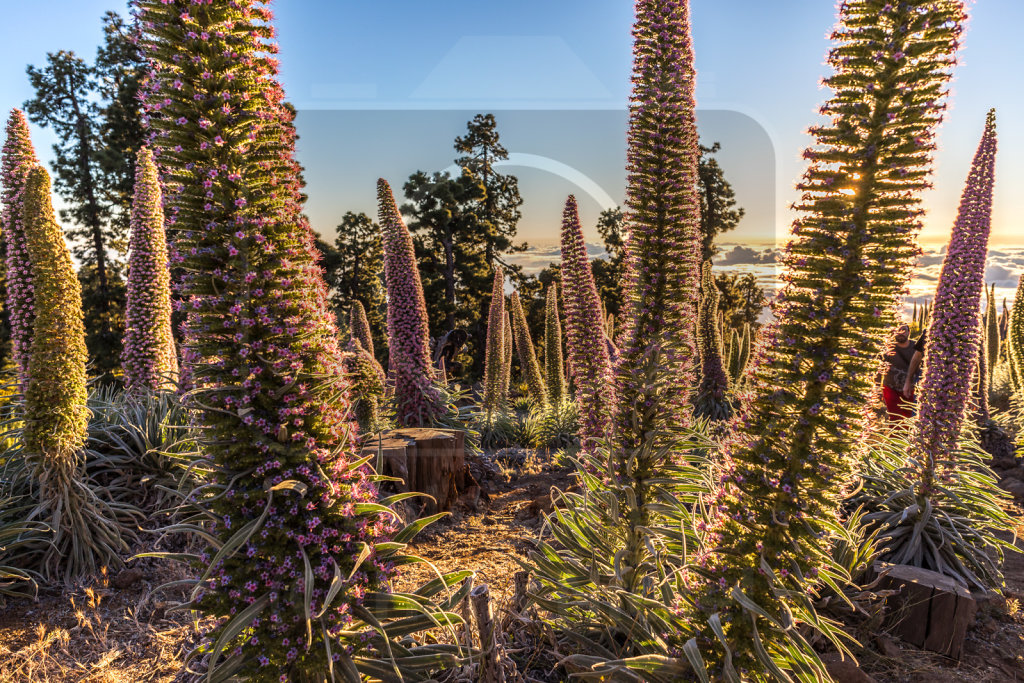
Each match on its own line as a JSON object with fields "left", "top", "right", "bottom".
{"left": 560, "top": 196, "right": 614, "bottom": 448}
{"left": 378, "top": 178, "right": 443, "bottom": 426}
{"left": 698, "top": 142, "right": 745, "bottom": 260}
{"left": 544, "top": 283, "right": 566, "bottom": 404}
{"left": 699, "top": 1, "right": 966, "bottom": 672}
{"left": 137, "top": 2, "right": 399, "bottom": 677}
{"left": 121, "top": 147, "right": 177, "bottom": 392}
{"left": 510, "top": 290, "right": 547, "bottom": 406}
{"left": 1, "top": 109, "right": 39, "bottom": 386}
{"left": 323, "top": 211, "right": 387, "bottom": 356}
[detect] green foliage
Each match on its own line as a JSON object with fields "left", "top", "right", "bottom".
{"left": 715, "top": 272, "right": 766, "bottom": 329}
{"left": 854, "top": 427, "right": 1017, "bottom": 590}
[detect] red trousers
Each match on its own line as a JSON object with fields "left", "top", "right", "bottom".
{"left": 882, "top": 386, "right": 914, "bottom": 420}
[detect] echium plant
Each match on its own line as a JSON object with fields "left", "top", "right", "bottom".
{"left": 510, "top": 290, "right": 547, "bottom": 406}
{"left": 22, "top": 166, "right": 125, "bottom": 579}
{"left": 1008, "top": 267, "right": 1024, "bottom": 396}
{"left": 1, "top": 109, "right": 39, "bottom": 388}
{"left": 501, "top": 308, "right": 512, "bottom": 404}
{"left": 612, "top": 0, "right": 702, "bottom": 455}
{"left": 859, "top": 111, "right": 1013, "bottom": 590}
{"left": 348, "top": 301, "right": 385, "bottom": 386}
{"left": 694, "top": 262, "right": 733, "bottom": 421}
{"left": 342, "top": 338, "right": 385, "bottom": 434}
{"left": 914, "top": 111, "right": 996, "bottom": 485}
{"left": 481, "top": 266, "right": 505, "bottom": 412}
{"left": 697, "top": 0, "right": 966, "bottom": 676}
{"left": 560, "top": 196, "right": 614, "bottom": 446}
{"left": 377, "top": 178, "right": 444, "bottom": 426}
{"left": 349, "top": 299, "right": 375, "bottom": 358}
{"left": 135, "top": 2, "right": 429, "bottom": 678}
{"left": 122, "top": 146, "right": 178, "bottom": 393}
{"left": 544, "top": 284, "right": 566, "bottom": 404}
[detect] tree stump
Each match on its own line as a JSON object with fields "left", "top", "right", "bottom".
{"left": 361, "top": 428, "right": 466, "bottom": 516}
{"left": 874, "top": 563, "right": 977, "bottom": 660}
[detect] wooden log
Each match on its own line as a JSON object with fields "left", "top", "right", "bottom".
{"left": 361, "top": 428, "right": 467, "bottom": 516}
{"left": 874, "top": 563, "right": 977, "bottom": 660}
{"left": 470, "top": 583, "right": 506, "bottom": 683}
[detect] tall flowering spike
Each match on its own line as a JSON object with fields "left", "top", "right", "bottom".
{"left": 560, "top": 196, "right": 614, "bottom": 445}
{"left": 1, "top": 109, "right": 40, "bottom": 388}
{"left": 343, "top": 338, "right": 385, "bottom": 433}
{"left": 350, "top": 299, "right": 375, "bottom": 358}
{"left": 985, "top": 283, "right": 998, "bottom": 384}
{"left": 501, "top": 308, "right": 513, "bottom": 404}
{"left": 544, "top": 283, "right": 566, "bottom": 404}
{"left": 22, "top": 166, "right": 88, "bottom": 461}
{"left": 1008, "top": 276, "right": 1024, "bottom": 394}
{"left": 377, "top": 178, "right": 443, "bottom": 426}
{"left": 914, "top": 110, "right": 997, "bottom": 482}
{"left": 694, "top": 262, "right": 732, "bottom": 420}
{"left": 482, "top": 266, "right": 505, "bottom": 411}
{"left": 700, "top": 0, "right": 966, "bottom": 671}
{"left": 613, "top": 0, "right": 702, "bottom": 450}
{"left": 136, "top": 1, "right": 397, "bottom": 677}
{"left": 510, "top": 290, "right": 548, "bottom": 406}
{"left": 122, "top": 147, "right": 178, "bottom": 393}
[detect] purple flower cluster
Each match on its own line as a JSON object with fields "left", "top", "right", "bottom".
{"left": 613, "top": 0, "right": 702, "bottom": 451}
{"left": 544, "top": 284, "right": 566, "bottom": 404}
{"left": 482, "top": 266, "right": 506, "bottom": 411}
{"left": 915, "top": 110, "right": 998, "bottom": 488}
{"left": 135, "top": 0, "right": 396, "bottom": 677}
{"left": 510, "top": 290, "right": 548, "bottom": 406}
{"left": 377, "top": 178, "right": 442, "bottom": 426}
{"left": 1, "top": 109, "right": 39, "bottom": 389}
{"left": 561, "top": 195, "right": 614, "bottom": 447}
{"left": 122, "top": 147, "right": 178, "bottom": 393}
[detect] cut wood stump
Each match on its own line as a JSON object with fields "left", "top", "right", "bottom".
{"left": 873, "top": 562, "right": 977, "bottom": 660}
{"left": 361, "top": 428, "right": 466, "bottom": 516}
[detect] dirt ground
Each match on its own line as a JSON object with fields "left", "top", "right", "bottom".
{"left": 0, "top": 452, "right": 1021, "bottom": 683}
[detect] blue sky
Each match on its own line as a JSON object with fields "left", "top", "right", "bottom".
{"left": 1, "top": 0, "right": 1021, "bottom": 248}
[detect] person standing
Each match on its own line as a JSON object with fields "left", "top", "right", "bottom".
{"left": 878, "top": 323, "right": 917, "bottom": 420}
